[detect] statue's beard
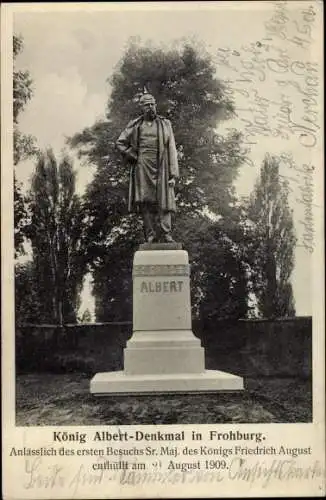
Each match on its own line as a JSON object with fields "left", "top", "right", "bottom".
{"left": 144, "top": 110, "right": 156, "bottom": 121}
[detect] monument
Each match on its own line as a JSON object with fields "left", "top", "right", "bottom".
{"left": 90, "top": 91, "right": 243, "bottom": 394}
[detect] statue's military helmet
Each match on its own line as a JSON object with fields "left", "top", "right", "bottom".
{"left": 139, "top": 91, "right": 156, "bottom": 106}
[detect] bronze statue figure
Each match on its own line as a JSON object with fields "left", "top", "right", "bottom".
{"left": 116, "top": 92, "right": 179, "bottom": 243}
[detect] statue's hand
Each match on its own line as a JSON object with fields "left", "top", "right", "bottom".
{"left": 126, "top": 147, "right": 138, "bottom": 163}
{"left": 168, "top": 177, "right": 176, "bottom": 188}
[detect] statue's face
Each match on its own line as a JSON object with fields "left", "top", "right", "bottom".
{"left": 142, "top": 102, "right": 157, "bottom": 120}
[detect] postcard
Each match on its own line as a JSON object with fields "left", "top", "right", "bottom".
{"left": 2, "top": 1, "right": 325, "bottom": 498}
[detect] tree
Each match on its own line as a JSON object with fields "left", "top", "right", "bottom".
{"left": 13, "top": 34, "right": 40, "bottom": 324}
{"left": 13, "top": 34, "right": 38, "bottom": 257}
{"left": 14, "top": 176, "right": 28, "bottom": 257}
{"left": 69, "top": 39, "right": 249, "bottom": 321}
{"left": 13, "top": 34, "right": 37, "bottom": 162}
{"left": 174, "top": 213, "right": 251, "bottom": 321}
{"left": 27, "top": 150, "right": 86, "bottom": 324}
{"left": 15, "top": 261, "right": 44, "bottom": 325}
{"left": 247, "top": 154, "right": 296, "bottom": 318}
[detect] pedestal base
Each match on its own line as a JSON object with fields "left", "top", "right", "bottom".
{"left": 124, "top": 330, "right": 205, "bottom": 374}
{"left": 90, "top": 369, "right": 244, "bottom": 395}
{"left": 90, "top": 248, "right": 244, "bottom": 396}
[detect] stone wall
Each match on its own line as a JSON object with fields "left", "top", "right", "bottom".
{"left": 200, "top": 317, "right": 312, "bottom": 378}
{"left": 16, "top": 317, "right": 312, "bottom": 378}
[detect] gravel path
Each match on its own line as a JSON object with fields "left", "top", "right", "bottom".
{"left": 15, "top": 374, "right": 311, "bottom": 425}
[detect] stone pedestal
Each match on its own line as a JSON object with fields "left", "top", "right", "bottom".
{"left": 90, "top": 247, "right": 244, "bottom": 394}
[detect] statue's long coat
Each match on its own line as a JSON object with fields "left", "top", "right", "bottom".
{"left": 116, "top": 115, "right": 179, "bottom": 213}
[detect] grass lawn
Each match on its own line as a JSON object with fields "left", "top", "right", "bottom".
{"left": 16, "top": 373, "right": 312, "bottom": 425}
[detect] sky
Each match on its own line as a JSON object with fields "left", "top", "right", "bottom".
{"left": 12, "top": 2, "right": 323, "bottom": 317}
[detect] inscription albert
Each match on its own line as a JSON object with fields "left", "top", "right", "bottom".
{"left": 140, "top": 281, "right": 184, "bottom": 293}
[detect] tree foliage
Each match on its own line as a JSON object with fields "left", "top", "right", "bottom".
{"left": 14, "top": 176, "right": 28, "bottom": 257}
{"left": 247, "top": 154, "right": 296, "bottom": 318}
{"left": 13, "top": 34, "right": 38, "bottom": 260}
{"left": 15, "top": 261, "right": 44, "bottom": 325}
{"left": 174, "top": 213, "right": 251, "bottom": 321}
{"left": 13, "top": 34, "right": 38, "bottom": 165}
{"left": 26, "top": 150, "right": 86, "bottom": 323}
{"left": 69, "top": 39, "right": 250, "bottom": 321}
